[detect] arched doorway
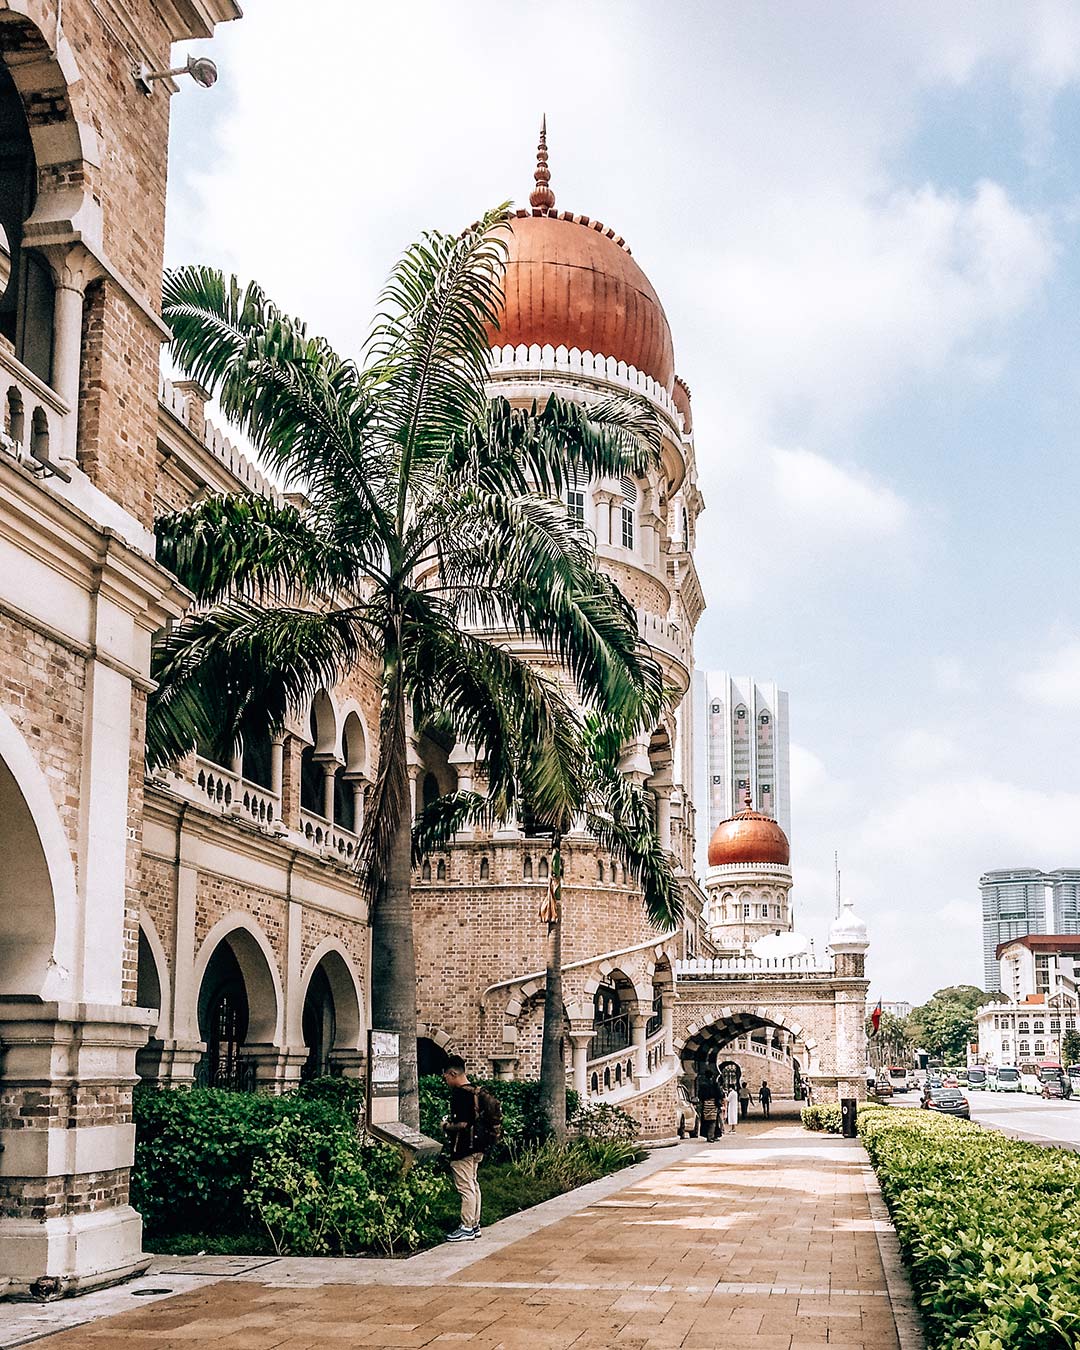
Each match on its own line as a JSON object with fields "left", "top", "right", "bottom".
{"left": 301, "top": 945, "right": 363, "bottom": 1079}
{"left": 198, "top": 941, "right": 252, "bottom": 1091}
{"left": 417, "top": 1036, "right": 450, "bottom": 1077}
{"left": 302, "top": 964, "right": 336, "bottom": 1080}
{"left": 195, "top": 924, "right": 281, "bottom": 1091}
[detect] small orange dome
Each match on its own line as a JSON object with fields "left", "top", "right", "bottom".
{"left": 487, "top": 210, "right": 676, "bottom": 394}
{"left": 708, "top": 790, "right": 790, "bottom": 868}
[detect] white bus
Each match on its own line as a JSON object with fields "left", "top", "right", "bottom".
{"left": 887, "top": 1066, "right": 912, "bottom": 1093}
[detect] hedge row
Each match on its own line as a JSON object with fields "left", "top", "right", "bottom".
{"left": 805, "top": 1103, "right": 1080, "bottom": 1349}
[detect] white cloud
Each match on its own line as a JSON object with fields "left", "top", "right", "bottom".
{"left": 934, "top": 656, "right": 979, "bottom": 696}
{"left": 771, "top": 448, "right": 909, "bottom": 537}
{"left": 1017, "top": 639, "right": 1080, "bottom": 709}
{"left": 890, "top": 728, "right": 961, "bottom": 774}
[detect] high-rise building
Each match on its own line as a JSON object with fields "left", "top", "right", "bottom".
{"left": 980, "top": 869, "right": 1080, "bottom": 990}
{"left": 693, "top": 671, "right": 790, "bottom": 878}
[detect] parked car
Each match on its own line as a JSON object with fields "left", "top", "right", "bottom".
{"left": 990, "top": 1065, "right": 1022, "bottom": 1092}
{"left": 966, "top": 1067, "right": 987, "bottom": 1090}
{"left": 923, "top": 1087, "right": 970, "bottom": 1119}
{"left": 676, "top": 1082, "right": 699, "bottom": 1138}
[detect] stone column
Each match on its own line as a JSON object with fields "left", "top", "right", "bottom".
{"left": 44, "top": 244, "right": 102, "bottom": 470}
{"left": 629, "top": 1003, "right": 650, "bottom": 1081}
{"left": 569, "top": 1026, "right": 594, "bottom": 1100}
{"left": 348, "top": 778, "right": 366, "bottom": 831}
{"left": 594, "top": 490, "right": 617, "bottom": 546}
{"left": 270, "top": 736, "right": 285, "bottom": 800}
{"left": 653, "top": 783, "right": 673, "bottom": 854}
{"left": 661, "top": 990, "right": 676, "bottom": 1061}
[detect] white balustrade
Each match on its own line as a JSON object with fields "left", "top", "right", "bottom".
{"left": 0, "top": 345, "right": 69, "bottom": 475}
{"left": 194, "top": 757, "right": 280, "bottom": 828}
{"left": 297, "top": 809, "right": 359, "bottom": 863}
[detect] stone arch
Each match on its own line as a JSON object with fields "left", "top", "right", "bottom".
{"left": 0, "top": 7, "right": 100, "bottom": 185}
{"left": 416, "top": 1021, "right": 458, "bottom": 1077}
{"left": 300, "top": 938, "right": 364, "bottom": 1052}
{"left": 309, "top": 688, "right": 339, "bottom": 755}
{"left": 193, "top": 912, "right": 284, "bottom": 1048}
{"left": 0, "top": 703, "right": 77, "bottom": 1000}
{"left": 676, "top": 1005, "right": 816, "bottom": 1078}
{"left": 137, "top": 907, "right": 171, "bottom": 1036}
{"left": 340, "top": 704, "right": 369, "bottom": 776}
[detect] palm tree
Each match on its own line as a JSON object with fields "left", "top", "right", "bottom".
{"left": 419, "top": 708, "right": 681, "bottom": 1141}
{"left": 149, "top": 210, "right": 667, "bottom": 1126}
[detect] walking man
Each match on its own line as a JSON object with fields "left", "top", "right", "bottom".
{"left": 758, "top": 1080, "right": 772, "bottom": 1119}
{"left": 441, "top": 1056, "right": 502, "bottom": 1242}
{"left": 700, "top": 1083, "right": 719, "bottom": 1141}
{"left": 739, "top": 1078, "right": 751, "bottom": 1120}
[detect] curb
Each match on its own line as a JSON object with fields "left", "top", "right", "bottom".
{"left": 859, "top": 1155, "right": 926, "bottom": 1350}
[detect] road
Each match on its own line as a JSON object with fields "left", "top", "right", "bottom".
{"left": 888, "top": 1085, "right": 1080, "bottom": 1148}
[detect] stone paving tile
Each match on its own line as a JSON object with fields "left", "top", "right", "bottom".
{"left": 29, "top": 1114, "right": 900, "bottom": 1350}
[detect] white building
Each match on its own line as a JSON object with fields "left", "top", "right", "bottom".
{"left": 693, "top": 672, "right": 790, "bottom": 879}
{"left": 868, "top": 999, "right": 912, "bottom": 1020}
{"left": 981, "top": 869, "right": 1080, "bottom": 991}
{"left": 976, "top": 936, "right": 1080, "bottom": 1065}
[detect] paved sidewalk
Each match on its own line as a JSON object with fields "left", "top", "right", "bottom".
{"left": 19, "top": 1115, "right": 906, "bottom": 1350}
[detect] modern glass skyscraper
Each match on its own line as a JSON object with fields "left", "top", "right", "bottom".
{"left": 693, "top": 671, "right": 791, "bottom": 879}
{"left": 981, "top": 869, "right": 1080, "bottom": 991}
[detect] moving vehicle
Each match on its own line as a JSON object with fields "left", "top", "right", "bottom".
{"left": 676, "top": 1082, "right": 699, "bottom": 1138}
{"left": 966, "top": 1066, "right": 987, "bottom": 1090}
{"left": 990, "top": 1065, "right": 1022, "bottom": 1092}
{"left": 887, "top": 1066, "right": 912, "bottom": 1093}
{"left": 1067, "top": 1064, "right": 1080, "bottom": 1095}
{"left": 923, "top": 1087, "right": 971, "bottom": 1119}
{"left": 874, "top": 1077, "right": 894, "bottom": 1098}
{"left": 942, "top": 1072, "right": 960, "bottom": 1088}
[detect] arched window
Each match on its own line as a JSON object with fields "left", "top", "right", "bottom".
{"left": 523, "top": 856, "right": 533, "bottom": 880}
{"left": 422, "top": 772, "right": 439, "bottom": 809}
{"left": 597, "top": 860, "right": 604, "bottom": 883}
{"left": 479, "top": 857, "right": 489, "bottom": 881}
{"left": 300, "top": 704, "right": 324, "bottom": 816}
{"left": 538, "top": 856, "right": 549, "bottom": 880}
{"left": 436, "top": 858, "right": 446, "bottom": 881}
{"left": 421, "top": 859, "right": 431, "bottom": 882}
{"left": 682, "top": 505, "right": 689, "bottom": 544}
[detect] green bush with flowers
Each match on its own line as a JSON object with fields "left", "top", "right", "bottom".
{"left": 808, "top": 1103, "right": 1080, "bottom": 1349}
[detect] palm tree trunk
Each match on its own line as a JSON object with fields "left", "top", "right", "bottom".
{"left": 539, "top": 835, "right": 567, "bottom": 1143}
{"left": 370, "top": 789, "right": 420, "bottom": 1128}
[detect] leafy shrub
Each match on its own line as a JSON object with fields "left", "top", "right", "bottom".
{"left": 133, "top": 1078, "right": 445, "bottom": 1253}
{"left": 245, "top": 1114, "right": 448, "bottom": 1255}
{"left": 418, "top": 1075, "right": 580, "bottom": 1158}
{"left": 132, "top": 1083, "right": 345, "bottom": 1237}
{"left": 856, "top": 1106, "right": 1080, "bottom": 1349}
{"left": 571, "top": 1101, "right": 639, "bottom": 1142}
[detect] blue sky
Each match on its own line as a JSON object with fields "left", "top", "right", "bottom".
{"left": 165, "top": 2, "right": 1080, "bottom": 1002}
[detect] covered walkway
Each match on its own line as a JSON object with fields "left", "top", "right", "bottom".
{"left": 16, "top": 1113, "right": 913, "bottom": 1350}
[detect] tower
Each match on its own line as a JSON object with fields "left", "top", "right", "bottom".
{"left": 693, "top": 671, "right": 790, "bottom": 879}
{"left": 703, "top": 787, "right": 793, "bottom": 953}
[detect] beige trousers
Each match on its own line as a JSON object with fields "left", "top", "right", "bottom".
{"left": 449, "top": 1152, "right": 484, "bottom": 1228}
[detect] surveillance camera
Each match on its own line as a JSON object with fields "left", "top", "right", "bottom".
{"left": 187, "top": 55, "right": 218, "bottom": 89}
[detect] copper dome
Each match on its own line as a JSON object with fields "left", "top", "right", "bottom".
{"left": 707, "top": 790, "right": 791, "bottom": 868}
{"left": 486, "top": 124, "right": 676, "bottom": 394}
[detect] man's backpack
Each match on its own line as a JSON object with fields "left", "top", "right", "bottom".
{"left": 469, "top": 1086, "right": 503, "bottom": 1152}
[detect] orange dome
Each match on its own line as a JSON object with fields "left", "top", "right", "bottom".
{"left": 486, "top": 123, "right": 676, "bottom": 393}
{"left": 707, "top": 791, "right": 790, "bottom": 868}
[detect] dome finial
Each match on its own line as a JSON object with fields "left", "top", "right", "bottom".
{"left": 742, "top": 784, "right": 753, "bottom": 811}
{"left": 529, "top": 114, "right": 555, "bottom": 210}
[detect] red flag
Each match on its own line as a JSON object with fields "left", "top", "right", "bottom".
{"left": 870, "top": 1001, "right": 882, "bottom": 1033}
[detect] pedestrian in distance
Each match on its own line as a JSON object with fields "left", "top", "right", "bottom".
{"left": 802, "top": 1079, "right": 814, "bottom": 1107}
{"left": 440, "top": 1055, "right": 502, "bottom": 1243}
{"left": 725, "top": 1082, "right": 739, "bottom": 1132}
{"left": 700, "top": 1084, "right": 719, "bottom": 1141}
{"left": 739, "top": 1079, "right": 751, "bottom": 1120}
{"left": 759, "top": 1080, "right": 772, "bottom": 1118}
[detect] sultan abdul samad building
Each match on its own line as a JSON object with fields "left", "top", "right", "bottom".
{"left": 0, "top": 2, "right": 868, "bottom": 1300}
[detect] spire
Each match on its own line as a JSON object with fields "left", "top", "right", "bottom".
{"left": 529, "top": 114, "right": 555, "bottom": 210}
{"left": 742, "top": 784, "right": 753, "bottom": 811}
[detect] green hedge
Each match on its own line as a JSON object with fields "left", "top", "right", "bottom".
{"left": 818, "top": 1105, "right": 1080, "bottom": 1349}
{"left": 132, "top": 1083, "right": 447, "bottom": 1253}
